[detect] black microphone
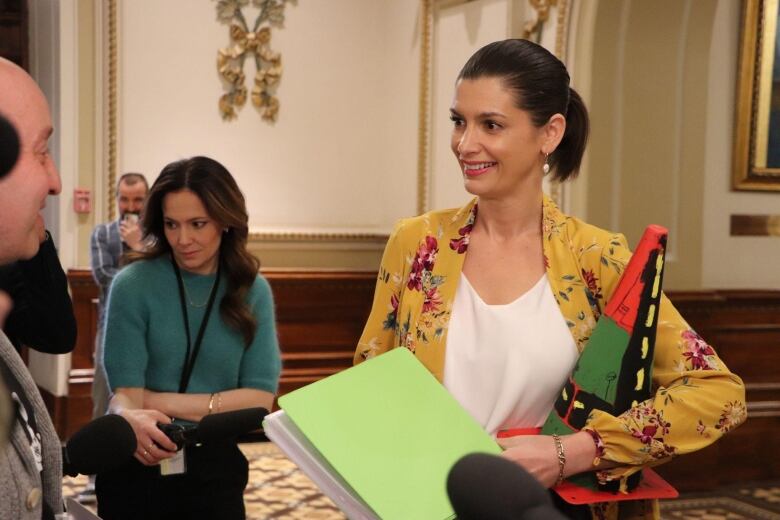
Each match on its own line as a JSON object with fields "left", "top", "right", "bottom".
{"left": 198, "top": 406, "right": 267, "bottom": 443}
{"left": 62, "top": 414, "right": 136, "bottom": 477}
{"left": 157, "top": 407, "right": 268, "bottom": 449}
{"left": 0, "top": 113, "right": 20, "bottom": 179}
{"left": 447, "top": 453, "right": 568, "bottom": 520}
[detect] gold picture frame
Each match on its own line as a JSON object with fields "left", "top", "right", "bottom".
{"left": 733, "top": 0, "right": 780, "bottom": 191}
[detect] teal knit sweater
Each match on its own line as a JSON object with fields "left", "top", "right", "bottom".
{"left": 103, "top": 256, "right": 281, "bottom": 396}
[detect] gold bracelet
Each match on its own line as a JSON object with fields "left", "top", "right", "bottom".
{"left": 207, "top": 393, "right": 216, "bottom": 415}
{"left": 552, "top": 433, "right": 566, "bottom": 486}
{"left": 216, "top": 392, "right": 223, "bottom": 413}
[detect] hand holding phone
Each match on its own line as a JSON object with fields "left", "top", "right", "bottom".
{"left": 120, "top": 213, "right": 143, "bottom": 251}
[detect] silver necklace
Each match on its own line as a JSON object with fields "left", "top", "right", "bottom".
{"left": 182, "top": 277, "right": 218, "bottom": 308}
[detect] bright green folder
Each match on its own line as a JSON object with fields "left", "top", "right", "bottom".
{"left": 278, "top": 347, "right": 501, "bottom": 520}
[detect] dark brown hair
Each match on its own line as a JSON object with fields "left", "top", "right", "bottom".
{"left": 132, "top": 156, "right": 260, "bottom": 347}
{"left": 117, "top": 172, "right": 148, "bottom": 192}
{"left": 457, "top": 39, "right": 589, "bottom": 182}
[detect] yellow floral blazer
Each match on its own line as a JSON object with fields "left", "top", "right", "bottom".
{"left": 355, "top": 195, "right": 746, "bottom": 520}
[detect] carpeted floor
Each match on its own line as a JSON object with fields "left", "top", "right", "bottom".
{"left": 658, "top": 480, "right": 780, "bottom": 520}
{"left": 62, "top": 443, "right": 780, "bottom": 519}
{"left": 62, "top": 442, "right": 345, "bottom": 520}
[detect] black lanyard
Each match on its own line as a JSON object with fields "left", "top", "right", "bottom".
{"left": 171, "top": 256, "right": 221, "bottom": 393}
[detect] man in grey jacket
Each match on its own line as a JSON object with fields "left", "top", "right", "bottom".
{"left": 0, "top": 57, "right": 66, "bottom": 520}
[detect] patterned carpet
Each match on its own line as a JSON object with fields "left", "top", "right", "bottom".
{"left": 62, "top": 442, "right": 345, "bottom": 520}
{"left": 659, "top": 481, "right": 780, "bottom": 520}
{"left": 62, "top": 443, "right": 780, "bottom": 519}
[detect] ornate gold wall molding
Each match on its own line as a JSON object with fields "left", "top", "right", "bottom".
{"left": 103, "top": 0, "right": 381, "bottom": 243}
{"left": 523, "top": 0, "right": 558, "bottom": 39}
{"left": 548, "top": 0, "right": 570, "bottom": 207}
{"left": 249, "top": 231, "right": 389, "bottom": 242}
{"left": 104, "top": 1, "right": 573, "bottom": 242}
{"left": 417, "top": 0, "right": 433, "bottom": 215}
{"left": 107, "top": 0, "right": 118, "bottom": 220}
{"left": 733, "top": 0, "right": 780, "bottom": 190}
{"left": 554, "top": 0, "right": 569, "bottom": 61}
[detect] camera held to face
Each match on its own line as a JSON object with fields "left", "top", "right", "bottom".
{"left": 122, "top": 212, "right": 140, "bottom": 225}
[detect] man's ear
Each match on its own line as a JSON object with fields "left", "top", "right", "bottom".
{"left": 542, "top": 113, "right": 566, "bottom": 155}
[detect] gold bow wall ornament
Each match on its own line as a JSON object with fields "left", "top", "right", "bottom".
{"left": 214, "top": 0, "right": 296, "bottom": 122}
{"left": 523, "top": 0, "right": 558, "bottom": 40}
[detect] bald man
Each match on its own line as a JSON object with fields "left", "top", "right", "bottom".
{"left": 0, "top": 58, "right": 65, "bottom": 520}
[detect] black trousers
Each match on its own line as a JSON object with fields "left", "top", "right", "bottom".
{"left": 96, "top": 441, "right": 248, "bottom": 520}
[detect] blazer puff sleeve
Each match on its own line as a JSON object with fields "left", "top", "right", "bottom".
{"left": 579, "top": 232, "right": 747, "bottom": 488}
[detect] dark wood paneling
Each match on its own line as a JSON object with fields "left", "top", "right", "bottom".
{"left": 654, "top": 290, "right": 780, "bottom": 490}
{"left": 68, "top": 270, "right": 99, "bottom": 370}
{"left": 730, "top": 214, "right": 780, "bottom": 236}
{"left": 63, "top": 270, "right": 780, "bottom": 490}
{"left": 263, "top": 270, "right": 376, "bottom": 399}
{"left": 64, "top": 269, "right": 377, "bottom": 419}
{"left": 64, "top": 270, "right": 100, "bottom": 437}
{"left": 0, "top": 0, "right": 29, "bottom": 71}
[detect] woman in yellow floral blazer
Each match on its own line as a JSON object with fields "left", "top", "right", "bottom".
{"left": 355, "top": 39, "right": 745, "bottom": 520}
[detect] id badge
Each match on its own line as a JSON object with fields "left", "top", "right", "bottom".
{"left": 160, "top": 448, "right": 186, "bottom": 476}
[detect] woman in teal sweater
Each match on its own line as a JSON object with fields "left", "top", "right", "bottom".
{"left": 97, "top": 156, "right": 281, "bottom": 520}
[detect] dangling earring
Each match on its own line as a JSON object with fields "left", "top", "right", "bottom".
{"left": 223, "top": 227, "right": 229, "bottom": 233}
{"left": 542, "top": 153, "right": 550, "bottom": 175}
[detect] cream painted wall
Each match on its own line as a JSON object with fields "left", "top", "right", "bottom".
{"left": 429, "top": 0, "right": 510, "bottom": 211}
{"left": 28, "top": 0, "right": 99, "bottom": 270}
{"left": 701, "top": 0, "right": 780, "bottom": 289}
{"left": 569, "top": 0, "right": 780, "bottom": 290}
{"left": 116, "top": 0, "right": 419, "bottom": 237}
{"left": 571, "top": 0, "right": 710, "bottom": 290}
{"left": 27, "top": 0, "right": 78, "bottom": 397}
{"left": 374, "top": 1, "right": 422, "bottom": 227}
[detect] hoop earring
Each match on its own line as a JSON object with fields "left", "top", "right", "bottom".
{"left": 542, "top": 153, "right": 550, "bottom": 175}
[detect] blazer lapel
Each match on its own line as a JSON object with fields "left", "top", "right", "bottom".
{"left": 411, "top": 199, "right": 476, "bottom": 381}
{"left": 541, "top": 195, "right": 600, "bottom": 354}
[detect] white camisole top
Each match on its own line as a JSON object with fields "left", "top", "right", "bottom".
{"left": 443, "top": 273, "right": 579, "bottom": 436}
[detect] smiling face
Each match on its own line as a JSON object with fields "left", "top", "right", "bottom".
{"left": 162, "top": 189, "right": 222, "bottom": 275}
{"left": 450, "top": 76, "right": 557, "bottom": 201}
{"left": 0, "top": 60, "right": 62, "bottom": 264}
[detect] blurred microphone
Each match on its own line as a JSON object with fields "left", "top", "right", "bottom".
{"left": 198, "top": 406, "right": 268, "bottom": 442}
{"left": 158, "top": 407, "right": 268, "bottom": 449}
{"left": 62, "top": 414, "right": 136, "bottom": 477}
{"left": 0, "top": 113, "right": 20, "bottom": 179}
{"left": 447, "top": 453, "right": 568, "bottom": 520}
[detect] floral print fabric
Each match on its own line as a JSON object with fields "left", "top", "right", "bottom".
{"left": 355, "top": 195, "right": 746, "bottom": 520}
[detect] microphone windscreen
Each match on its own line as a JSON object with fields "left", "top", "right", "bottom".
{"left": 64, "top": 414, "right": 136, "bottom": 476}
{"left": 447, "top": 453, "right": 567, "bottom": 520}
{"left": 196, "top": 407, "right": 268, "bottom": 444}
{"left": 0, "top": 114, "right": 20, "bottom": 179}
